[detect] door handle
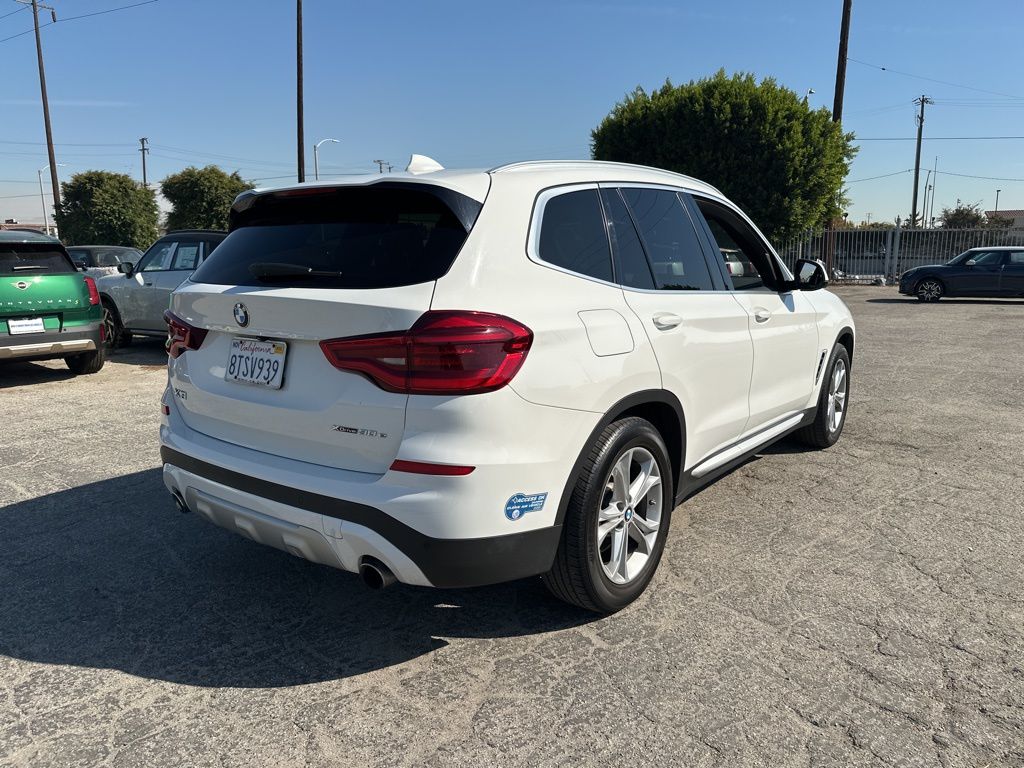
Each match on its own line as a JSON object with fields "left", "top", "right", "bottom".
{"left": 754, "top": 309, "right": 771, "bottom": 324}
{"left": 144, "top": 282, "right": 153, "bottom": 286}
{"left": 652, "top": 312, "right": 682, "bottom": 330}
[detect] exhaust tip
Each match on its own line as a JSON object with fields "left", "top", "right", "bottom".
{"left": 359, "top": 557, "right": 397, "bottom": 590}
{"left": 170, "top": 491, "right": 189, "bottom": 514}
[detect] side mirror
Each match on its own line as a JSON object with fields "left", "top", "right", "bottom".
{"left": 965, "top": 260, "right": 976, "bottom": 266}
{"left": 793, "top": 258, "right": 828, "bottom": 291}
{"left": 117, "top": 261, "right": 135, "bottom": 277}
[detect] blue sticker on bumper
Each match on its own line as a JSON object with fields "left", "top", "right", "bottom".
{"left": 505, "top": 492, "right": 548, "bottom": 521}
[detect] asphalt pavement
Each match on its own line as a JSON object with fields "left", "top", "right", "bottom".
{"left": 1, "top": 287, "right": 1022, "bottom": 767}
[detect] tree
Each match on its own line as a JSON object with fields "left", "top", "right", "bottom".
{"left": 161, "top": 165, "right": 252, "bottom": 231}
{"left": 591, "top": 71, "right": 857, "bottom": 242}
{"left": 54, "top": 171, "right": 158, "bottom": 248}
{"left": 939, "top": 202, "right": 985, "bottom": 229}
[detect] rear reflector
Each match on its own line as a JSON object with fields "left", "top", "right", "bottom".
{"left": 84, "top": 276, "right": 100, "bottom": 305}
{"left": 161, "top": 404, "right": 170, "bottom": 415}
{"left": 389, "top": 459, "right": 475, "bottom": 476}
{"left": 164, "top": 310, "right": 209, "bottom": 358}
{"left": 320, "top": 310, "right": 533, "bottom": 395}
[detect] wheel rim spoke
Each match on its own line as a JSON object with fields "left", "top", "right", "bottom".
{"left": 597, "top": 445, "right": 664, "bottom": 585}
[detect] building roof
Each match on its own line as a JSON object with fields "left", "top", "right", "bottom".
{"left": 985, "top": 209, "right": 1024, "bottom": 218}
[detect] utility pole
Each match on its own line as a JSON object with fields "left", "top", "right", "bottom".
{"left": 995, "top": 189, "right": 1001, "bottom": 213}
{"left": 373, "top": 159, "right": 386, "bottom": 173}
{"left": 19, "top": 0, "right": 60, "bottom": 210}
{"left": 832, "top": 0, "right": 853, "bottom": 122}
{"left": 138, "top": 137, "right": 149, "bottom": 187}
{"left": 296, "top": 0, "right": 305, "bottom": 183}
{"left": 910, "top": 95, "right": 933, "bottom": 228}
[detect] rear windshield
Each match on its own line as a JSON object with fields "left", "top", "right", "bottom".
{"left": 191, "top": 184, "right": 481, "bottom": 289}
{"left": 0, "top": 245, "right": 76, "bottom": 276}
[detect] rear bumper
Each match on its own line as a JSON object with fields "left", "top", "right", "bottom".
{"left": 0, "top": 323, "right": 101, "bottom": 360}
{"left": 161, "top": 446, "right": 563, "bottom": 588}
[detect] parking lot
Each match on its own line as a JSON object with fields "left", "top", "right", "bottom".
{"left": 1, "top": 286, "right": 1022, "bottom": 767}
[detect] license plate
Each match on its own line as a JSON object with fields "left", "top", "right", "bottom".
{"left": 8, "top": 317, "right": 45, "bottom": 335}
{"left": 225, "top": 338, "right": 287, "bottom": 389}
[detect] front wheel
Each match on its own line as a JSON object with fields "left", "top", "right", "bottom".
{"left": 795, "top": 345, "right": 850, "bottom": 449}
{"left": 543, "top": 417, "right": 673, "bottom": 614}
{"left": 916, "top": 278, "right": 943, "bottom": 302}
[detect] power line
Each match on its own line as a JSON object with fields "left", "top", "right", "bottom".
{"left": 0, "top": 4, "right": 29, "bottom": 19}
{"left": 0, "top": 0, "right": 158, "bottom": 45}
{"left": 935, "top": 170, "right": 1024, "bottom": 183}
{"left": 847, "top": 57, "right": 1024, "bottom": 100}
{"left": 0, "top": 140, "right": 135, "bottom": 147}
{"left": 857, "top": 135, "right": 1024, "bottom": 141}
{"left": 848, "top": 169, "right": 912, "bottom": 183}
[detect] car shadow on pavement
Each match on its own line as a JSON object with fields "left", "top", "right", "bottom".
{"left": 865, "top": 297, "right": 1024, "bottom": 306}
{"left": 0, "top": 469, "right": 596, "bottom": 688}
{"left": 107, "top": 338, "right": 168, "bottom": 367}
{"left": 0, "top": 360, "right": 76, "bottom": 389}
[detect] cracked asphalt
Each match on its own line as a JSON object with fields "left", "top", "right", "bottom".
{"left": 1, "top": 286, "right": 1023, "bottom": 767}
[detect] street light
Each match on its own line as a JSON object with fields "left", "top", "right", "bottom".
{"left": 313, "top": 138, "right": 340, "bottom": 181}
{"left": 37, "top": 162, "right": 66, "bottom": 236}
{"left": 804, "top": 88, "right": 815, "bottom": 104}
{"left": 995, "top": 189, "right": 1001, "bottom": 213}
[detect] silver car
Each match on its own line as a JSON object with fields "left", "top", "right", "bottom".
{"left": 96, "top": 230, "right": 225, "bottom": 347}
{"left": 67, "top": 245, "right": 142, "bottom": 281}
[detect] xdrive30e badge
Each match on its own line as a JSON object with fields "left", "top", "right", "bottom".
{"left": 233, "top": 302, "right": 249, "bottom": 327}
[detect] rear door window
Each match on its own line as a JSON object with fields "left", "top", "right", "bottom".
{"left": 600, "top": 189, "right": 654, "bottom": 290}
{"left": 620, "top": 188, "right": 714, "bottom": 291}
{"left": 537, "top": 189, "right": 613, "bottom": 283}
{"left": 170, "top": 243, "right": 201, "bottom": 270}
{"left": 192, "top": 185, "right": 480, "bottom": 289}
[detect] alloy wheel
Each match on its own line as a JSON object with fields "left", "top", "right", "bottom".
{"left": 827, "top": 359, "right": 848, "bottom": 433}
{"left": 596, "top": 446, "right": 663, "bottom": 585}
{"left": 102, "top": 307, "right": 118, "bottom": 348}
{"left": 917, "top": 280, "right": 942, "bottom": 301}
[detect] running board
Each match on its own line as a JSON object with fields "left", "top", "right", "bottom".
{"left": 690, "top": 413, "right": 805, "bottom": 479}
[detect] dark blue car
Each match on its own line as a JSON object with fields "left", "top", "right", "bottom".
{"left": 899, "top": 247, "right": 1024, "bottom": 301}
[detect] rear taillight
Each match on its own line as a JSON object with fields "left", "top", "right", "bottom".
{"left": 320, "top": 310, "right": 533, "bottom": 395}
{"left": 164, "top": 310, "right": 208, "bottom": 359}
{"left": 84, "top": 276, "right": 100, "bottom": 305}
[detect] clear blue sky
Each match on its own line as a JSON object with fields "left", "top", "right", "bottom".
{"left": 2, "top": 0, "right": 1022, "bottom": 229}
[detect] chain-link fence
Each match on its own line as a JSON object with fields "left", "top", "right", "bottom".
{"left": 776, "top": 227, "right": 1024, "bottom": 282}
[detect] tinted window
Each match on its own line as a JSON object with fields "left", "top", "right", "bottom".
{"left": 968, "top": 251, "right": 1003, "bottom": 266}
{"left": 601, "top": 189, "right": 654, "bottom": 290}
{"left": 93, "top": 249, "right": 126, "bottom": 268}
{"left": 0, "top": 245, "right": 75, "bottom": 275}
{"left": 538, "top": 189, "right": 612, "bottom": 282}
{"left": 67, "top": 248, "right": 90, "bottom": 266}
{"left": 694, "top": 197, "right": 777, "bottom": 291}
{"left": 620, "top": 188, "right": 713, "bottom": 291}
{"left": 1008, "top": 252, "right": 1024, "bottom": 265}
{"left": 193, "top": 186, "right": 476, "bottom": 289}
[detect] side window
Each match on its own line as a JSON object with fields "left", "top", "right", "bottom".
{"left": 693, "top": 198, "right": 775, "bottom": 291}
{"left": 620, "top": 188, "right": 714, "bottom": 291}
{"left": 600, "top": 189, "right": 654, "bottom": 290}
{"left": 202, "top": 239, "right": 223, "bottom": 262}
{"left": 67, "top": 248, "right": 89, "bottom": 266}
{"left": 139, "top": 241, "right": 176, "bottom": 272}
{"left": 170, "top": 242, "right": 200, "bottom": 270}
{"left": 94, "top": 249, "right": 123, "bottom": 267}
{"left": 538, "top": 189, "right": 613, "bottom": 283}
{"left": 969, "top": 251, "right": 1003, "bottom": 266}
{"left": 1008, "top": 251, "right": 1024, "bottom": 265}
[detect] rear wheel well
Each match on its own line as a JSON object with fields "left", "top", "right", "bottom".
{"left": 613, "top": 401, "right": 684, "bottom": 495}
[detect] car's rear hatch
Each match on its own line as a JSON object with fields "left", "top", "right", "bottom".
{"left": 0, "top": 242, "right": 91, "bottom": 333}
{"left": 168, "top": 179, "right": 486, "bottom": 474}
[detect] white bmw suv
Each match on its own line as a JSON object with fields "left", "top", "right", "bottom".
{"left": 160, "top": 158, "right": 854, "bottom": 613}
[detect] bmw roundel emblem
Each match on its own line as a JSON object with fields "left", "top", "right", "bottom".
{"left": 233, "top": 302, "right": 249, "bottom": 327}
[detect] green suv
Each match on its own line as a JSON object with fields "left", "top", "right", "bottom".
{"left": 0, "top": 230, "right": 105, "bottom": 374}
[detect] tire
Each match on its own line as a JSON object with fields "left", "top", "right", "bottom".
{"left": 65, "top": 346, "right": 105, "bottom": 375}
{"left": 543, "top": 417, "right": 674, "bottom": 614}
{"left": 101, "top": 299, "right": 131, "bottom": 348}
{"left": 795, "top": 345, "right": 850, "bottom": 449}
{"left": 916, "top": 278, "right": 943, "bottom": 302}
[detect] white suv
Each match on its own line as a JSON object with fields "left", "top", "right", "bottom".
{"left": 160, "top": 159, "right": 854, "bottom": 613}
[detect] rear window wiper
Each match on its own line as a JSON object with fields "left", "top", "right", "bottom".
{"left": 249, "top": 262, "right": 344, "bottom": 281}
{"left": 13, "top": 265, "right": 48, "bottom": 271}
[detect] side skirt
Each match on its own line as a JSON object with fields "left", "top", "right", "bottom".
{"left": 673, "top": 408, "right": 817, "bottom": 506}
